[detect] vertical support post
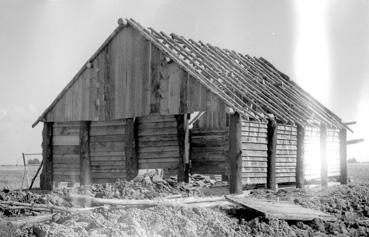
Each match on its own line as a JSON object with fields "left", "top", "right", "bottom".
{"left": 320, "top": 124, "right": 328, "bottom": 188}
{"left": 80, "top": 121, "right": 91, "bottom": 186}
{"left": 40, "top": 122, "right": 53, "bottom": 190}
{"left": 21, "top": 153, "right": 30, "bottom": 189}
{"left": 176, "top": 114, "right": 189, "bottom": 182}
{"left": 229, "top": 112, "right": 242, "bottom": 194}
{"left": 267, "top": 119, "right": 277, "bottom": 190}
{"left": 296, "top": 124, "right": 305, "bottom": 188}
{"left": 339, "top": 128, "right": 347, "bottom": 184}
{"left": 125, "top": 118, "right": 138, "bottom": 180}
{"left": 184, "top": 114, "right": 190, "bottom": 183}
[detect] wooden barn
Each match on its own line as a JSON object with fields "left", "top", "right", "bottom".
{"left": 33, "top": 19, "right": 349, "bottom": 192}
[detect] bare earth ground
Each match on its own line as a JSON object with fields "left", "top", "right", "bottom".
{"left": 0, "top": 163, "right": 368, "bottom": 237}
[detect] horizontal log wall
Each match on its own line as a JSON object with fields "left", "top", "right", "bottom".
{"left": 304, "top": 126, "right": 321, "bottom": 181}
{"left": 241, "top": 121, "right": 268, "bottom": 185}
{"left": 327, "top": 128, "right": 340, "bottom": 177}
{"left": 45, "top": 26, "right": 222, "bottom": 123}
{"left": 137, "top": 114, "right": 179, "bottom": 176}
{"left": 52, "top": 122, "right": 81, "bottom": 184}
{"left": 190, "top": 129, "right": 229, "bottom": 177}
{"left": 276, "top": 125, "right": 297, "bottom": 183}
{"left": 89, "top": 120, "right": 127, "bottom": 183}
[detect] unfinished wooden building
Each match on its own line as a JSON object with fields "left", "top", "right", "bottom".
{"left": 33, "top": 19, "right": 348, "bottom": 192}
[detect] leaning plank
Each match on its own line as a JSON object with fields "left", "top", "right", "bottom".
{"left": 225, "top": 195, "right": 336, "bottom": 221}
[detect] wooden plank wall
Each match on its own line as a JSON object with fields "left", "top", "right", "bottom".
{"left": 89, "top": 120, "right": 127, "bottom": 183}
{"left": 304, "top": 126, "right": 321, "bottom": 181}
{"left": 190, "top": 129, "right": 229, "bottom": 177}
{"left": 52, "top": 122, "right": 80, "bottom": 184}
{"left": 241, "top": 121, "right": 268, "bottom": 185}
{"left": 276, "top": 125, "right": 297, "bottom": 183}
{"left": 192, "top": 92, "right": 227, "bottom": 129}
{"left": 327, "top": 128, "right": 340, "bottom": 177}
{"left": 137, "top": 114, "right": 179, "bottom": 176}
{"left": 45, "top": 26, "right": 220, "bottom": 123}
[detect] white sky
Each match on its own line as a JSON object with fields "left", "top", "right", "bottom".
{"left": 0, "top": 0, "right": 368, "bottom": 164}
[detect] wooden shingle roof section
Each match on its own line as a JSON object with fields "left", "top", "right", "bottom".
{"left": 33, "top": 18, "right": 346, "bottom": 130}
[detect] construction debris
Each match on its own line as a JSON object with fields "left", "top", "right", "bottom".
{"left": 2, "top": 179, "right": 369, "bottom": 236}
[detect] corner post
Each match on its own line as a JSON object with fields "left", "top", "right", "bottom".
{"left": 176, "top": 114, "right": 189, "bottom": 182}
{"left": 320, "top": 124, "right": 328, "bottom": 188}
{"left": 339, "top": 128, "right": 347, "bottom": 184}
{"left": 229, "top": 112, "right": 242, "bottom": 194}
{"left": 125, "top": 118, "right": 138, "bottom": 180}
{"left": 184, "top": 114, "right": 190, "bottom": 183}
{"left": 267, "top": 119, "right": 277, "bottom": 190}
{"left": 296, "top": 124, "right": 305, "bottom": 188}
{"left": 40, "top": 122, "right": 53, "bottom": 190}
{"left": 80, "top": 121, "right": 91, "bottom": 185}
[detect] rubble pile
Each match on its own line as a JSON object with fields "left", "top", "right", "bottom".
{"left": 69, "top": 173, "right": 220, "bottom": 200}
{"left": 0, "top": 188, "right": 69, "bottom": 217}
{"left": 2, "top": 176, "right": 369, "bottom": 236}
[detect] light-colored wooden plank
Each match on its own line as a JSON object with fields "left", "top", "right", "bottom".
{"left": 241, "top": 177, "right": 267, "bottom": 184}
{"left": 225, "top": 196, "right": 336, "bottom": 221}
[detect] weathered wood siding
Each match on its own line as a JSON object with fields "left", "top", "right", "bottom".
{"left": 304, "top": 126, "right": 321, "bottom": 181}
{"left": 189, "top": 94, "right": 228, "bottom": 177}
{"left": 192, "top": 93, "right": 227, "bottom": 129}
{"left": 241, "top": 121, "right": 268, "bottom": 185}
{"left": 52, "top": 122, "right": 80, "bottom": 184}
{"left": 45, "top": 26, "right": 219, "bottom": 123}
{"left": 304, "top": 126, "right": 340, "bottom": 182}
{"left": 89, "top": 120, "right": 127, "bottom": 183}
{"left": 276, "top": 125, "right": 297, "bottom": 183}
{"left": 190, "top": 129, "right": 229, "bottom": 176}
{"left": 327, "top": 128, "right": 340, "bottom": 177}
{"left": 137, "top": 114, "right": 179, "bottom": 175}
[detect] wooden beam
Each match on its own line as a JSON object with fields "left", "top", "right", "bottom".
{"left": 79, "top": 121, "right": 91, "bottom": 185}
{"left": 267, "top": 119, "right": 277, "bottom": 190}
{"left": 296, "top": 124, "right": 305, "bottom": 188}
{"left": 229, "top": 112, "right": 242, "bottom": 194}
{"left": 343, "top": 121, "right": 356, "bottom": 126}
{"left": 125, "top": 118, "right": 138, "bottom": 180}
{"left": 339, "top": 128, "right": 347, "bottom": 184}
{"left": 184, "top": 114, "right": 190, "bottom": 183}
{"left": 320, "top": 124, "right": 328, "bottom": 188}
{"left": 347, "top": 138, "right": 364, "bottom": 145}
{"left": 40, "top": 122, "right": 53, "bottom": 190}
{"left": 175, "top": 114, "right": 189, "bottom": 182}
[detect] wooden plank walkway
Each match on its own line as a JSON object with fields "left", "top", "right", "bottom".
{"left": 225, "top": 195, "right": 336, "bottom": 221}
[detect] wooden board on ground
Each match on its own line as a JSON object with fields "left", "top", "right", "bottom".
{"left": 225, "top": 195, "right": 336, "bottom": 221}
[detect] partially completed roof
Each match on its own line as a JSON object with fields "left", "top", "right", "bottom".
{"left": 33, "top": 18, "right": 346, "bottom": 129}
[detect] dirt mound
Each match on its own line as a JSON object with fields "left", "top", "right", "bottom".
{"left": 12, "top": 206, "right": 246, "bottom": 237}
{"left": 249, "top": 184, "right": 369, "bottom": 236}
{"left": 3, "top": 182, "right": 369, "bottom": 236}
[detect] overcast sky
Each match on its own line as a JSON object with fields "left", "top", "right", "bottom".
{"left": 0, "top": 0, "right": 368, "bottom": 164}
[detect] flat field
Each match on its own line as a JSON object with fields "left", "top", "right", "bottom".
{"left": 347, "top": 162, "right": 369, "bottom": 183}
{"left": 0, "top": 165, "right": 40, "bottom": 190}
{"left": 0, "top": 162, "right": 368, "bottom": 190}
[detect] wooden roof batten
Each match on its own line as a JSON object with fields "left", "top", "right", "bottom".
{"left": 33, "top": 18, "right": 347, "bottom": 130}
